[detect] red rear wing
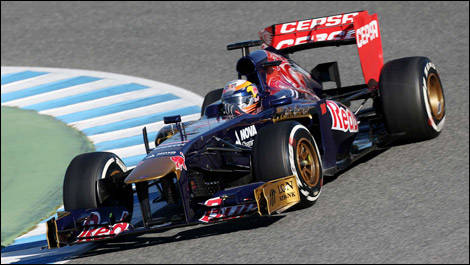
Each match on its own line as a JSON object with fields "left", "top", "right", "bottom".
{"left": 259, "top": 10, "right": 384, "bottom": 87}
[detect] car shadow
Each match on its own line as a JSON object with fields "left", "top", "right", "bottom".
{"left": 284, "top": 148, "right": 390, "bottom": 213}
{"left": 72, "top": 148, "right": 391, "bottom": 259}
{"left": 72, "top": 215, "right": 285, "bottom": 259}
{"left": 323, "top": 148, "right": 389, "bottom": 186}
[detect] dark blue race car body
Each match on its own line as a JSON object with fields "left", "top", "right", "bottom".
{"left": 46, "top": 11, "right": 445, "bottom": 248}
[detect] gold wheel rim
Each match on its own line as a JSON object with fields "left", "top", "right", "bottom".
{"left": 296, "top": 138, "right": 320, "bottom": 187}
{"left": 427, "top": 73, "right": 445, "bottom": 120}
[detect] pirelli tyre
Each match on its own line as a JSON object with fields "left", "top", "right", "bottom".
{"left": 63, "top": 152, "right": 133, "bottom": 218}
{"left": 378, "top": 56, "right": 445, "bottom": 143}
{"left": 200, "top": 88, "right": 223, "bottom": 116}
{"left": 253, "top": 121, "right": 323, "bottom": 204}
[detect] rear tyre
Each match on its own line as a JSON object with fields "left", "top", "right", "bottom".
{"left": 378, "top": 56, "right": 445, "bottom": 143}
{"left": 253, "top": 121, "right": 323, "bottom": 204}
{"left": 200, "top": 88, "right": 223, "bottom": 116}
{"left": 63, "top": 152, "right": 133, "bottom": 218}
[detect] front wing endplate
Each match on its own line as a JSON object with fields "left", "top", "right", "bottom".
{"left": 254, "top": 175, "right": 300, "bottom": 215}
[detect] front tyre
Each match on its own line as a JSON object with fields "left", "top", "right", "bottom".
{"left": 253, "top": 121, "right": 323, "bottom": 204}
{"left": 63, "top": 152, "right": 133, "bottom": 218}
{"left": 378, "top": 56, "right": 446, "bottom": 143}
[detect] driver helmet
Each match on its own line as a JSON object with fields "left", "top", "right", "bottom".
{"left": 222, "top": 80, "right": 260, "bottom": 114}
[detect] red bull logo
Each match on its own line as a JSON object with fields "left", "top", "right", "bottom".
{"left": 76, "top": 222, "right": 131, "bottom": 242}
{"left": 326, "top": 100, "right": 359, "bottom": 133}
{"left": 170, "top": 152, "right": 187, "bottom": 171}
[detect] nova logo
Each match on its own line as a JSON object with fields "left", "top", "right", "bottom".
{"left": 235, "top": 125, "right": 257, "bottom": 145}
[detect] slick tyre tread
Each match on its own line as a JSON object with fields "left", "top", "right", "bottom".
{"left": 63, "top": 152, "right": 131, "bottom": 212}
{"left": 253, "top": 121, "right": 323, "bottom": 204}
{"left": 379, "top": 56, "right": 445, "bottom": 143}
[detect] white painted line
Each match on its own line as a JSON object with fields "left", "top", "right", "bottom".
{"left": 1, "top": 66, "right": 34, "bottom": 74}
{"left": 1, "top": 73, "right": 72, "bottom": 94}
{"left": 2, "top": 79, "right": 120, "bottom": 107}
{"left": 15, "top": 223, "right": 47, "bottom": 239}
{"left": 39, "top": 87, "right": 167, "bottom": 116}
{"left": 4, "top": 66, "right": 203, "bottom": 106}
{"left": 107, "top": 143, "right": 155, "bottom": 159}
{"left": 54, "top": 260, "right": 70, "bottom": 264}
{"left": 0, "top": 67, "right": 26, "bottom": 75}
{"left": 69, "top": 98, "right": 192, "bottom": 130}
{"left": 0, "top": 243, "right": 94, "bottom": 264}
{"left": 89, "top": 113, "right": 201, "bottom": 144}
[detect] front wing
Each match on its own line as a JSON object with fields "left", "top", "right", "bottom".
{"left": 46, "top": 175, "right": 300, "bottom": 248}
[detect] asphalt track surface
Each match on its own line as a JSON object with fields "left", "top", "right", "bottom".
{"left": 1, "top": 1, "right": 468, "bottom": 263}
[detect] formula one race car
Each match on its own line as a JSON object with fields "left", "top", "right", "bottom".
{"left": 46, "top": 10, "right": 445, "bottom": 248}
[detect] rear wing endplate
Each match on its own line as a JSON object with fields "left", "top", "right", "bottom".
{"left": 259, "top": 10, "right": 384, "bottom": 87}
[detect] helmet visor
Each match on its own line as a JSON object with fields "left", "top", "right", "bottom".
{"left": 223, "top": 94, "right": 255, "bottom": 108}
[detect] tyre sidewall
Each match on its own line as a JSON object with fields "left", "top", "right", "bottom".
{"left": 63, "top": 152, "right": 129, "bottom": 211}
{"left": 253, "top": 121, "right": 323, "bottom": 203}
{"left": 287, "top": 124, "right": 323, "bottom": 202}
{"left": 420, "top": 62, "right": 446, "bottom": 133}
{"left": 96, "top": 155, "right": 131, "bottom": 208}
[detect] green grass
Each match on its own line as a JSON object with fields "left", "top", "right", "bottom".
{"left": 1, "top": 106, "right": 94, "bottom": 246}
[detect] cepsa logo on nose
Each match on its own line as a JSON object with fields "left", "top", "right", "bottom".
{"left": 278, "top": 13, "right": 359, "bottom": 34}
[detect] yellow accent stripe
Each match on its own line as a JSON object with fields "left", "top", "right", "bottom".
{"left": 235, "top": 81, "right": 251, "bottom": 91}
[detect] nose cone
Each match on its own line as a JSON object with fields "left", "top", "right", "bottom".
{"left": 124, "top": 156, "right": 176, "bottom": 184}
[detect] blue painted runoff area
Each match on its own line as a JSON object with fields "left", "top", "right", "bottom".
{"left": 1, "top": 76, "right": 101, "bottom": 103}
{"left": 22, "top": 83, "right": 149, "bottom": 111}
{"left": 81, "top": 105, "right": 201, "bottom": 136}
{"left": 95, "top": 131, "right": 159, "bottom": 151}
{"left": 2, "top": 240, "right": 48, "bottom": 253}
{"left": 56, "top": 93, "right": 179, "bottom": 123}
{"left": 1, "top": 71, "right": 48, "bottom": 85}
{"left": 122, "top": 153, "right": 147, "bottom": 167}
